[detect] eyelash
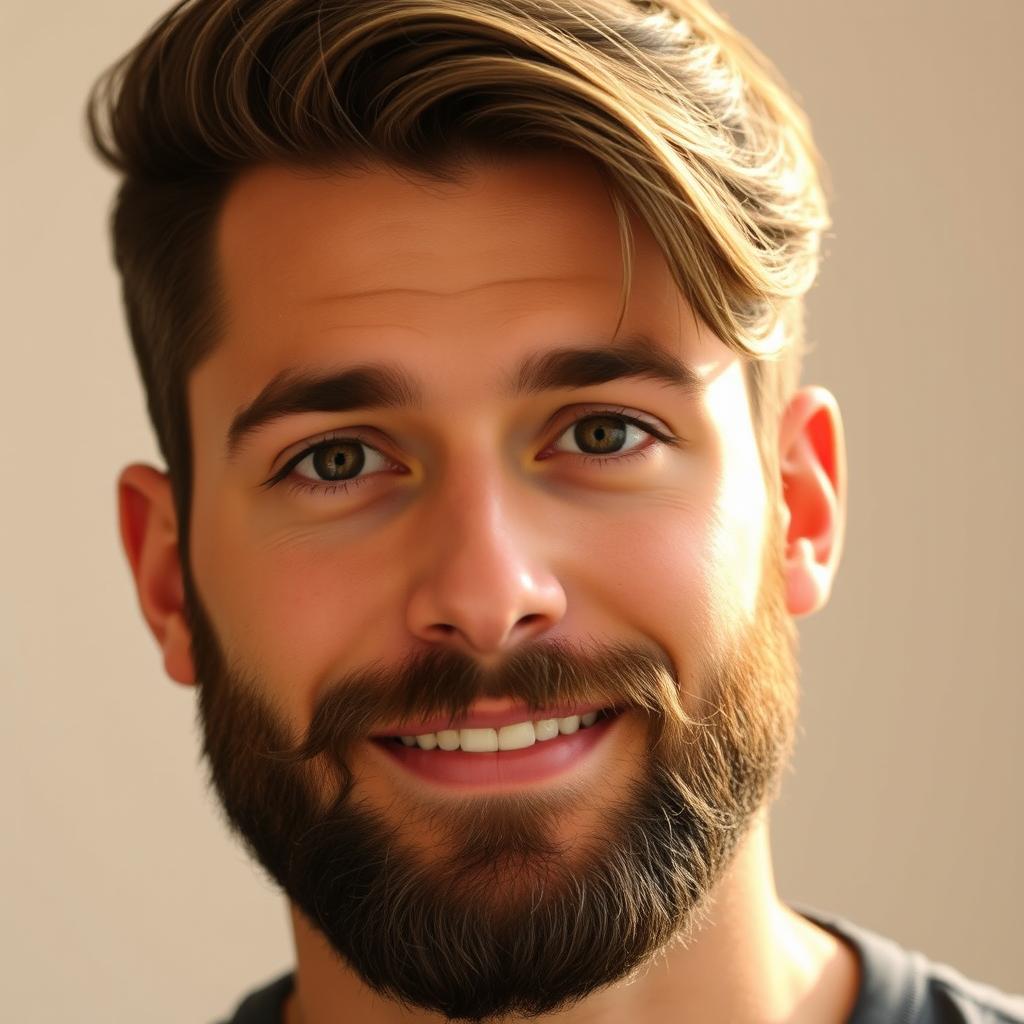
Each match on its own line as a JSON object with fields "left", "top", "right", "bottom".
{"left": 262, "top": 408, "right": 681, "bottom": 499}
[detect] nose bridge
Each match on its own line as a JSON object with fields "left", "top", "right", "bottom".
{"left": 404, "top": 438, "right": 567, "bottom": 656}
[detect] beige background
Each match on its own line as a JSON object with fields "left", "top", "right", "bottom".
{"left": 3, "top": 1, "right": 1022, "bottom": 1020}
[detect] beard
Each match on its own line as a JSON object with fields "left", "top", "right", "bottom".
{"left": 184, "top": 510, "right": 799, "bottom": 1023}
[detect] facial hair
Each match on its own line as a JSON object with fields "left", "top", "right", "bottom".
{"left": 184, "top": 511, "right": 799, "bottom": 1023}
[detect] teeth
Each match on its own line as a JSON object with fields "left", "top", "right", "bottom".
{"left": 393, "top": 711, "right": 609, "bottom": 751}
{"left": 533, "top": 718, "right": 559, "bottom": 741}
{"left": 497, "top": 721, "right": 535, "bottom": 750}
{"left": 459, "top": 727, "right": 499, "bottom": 752}
{"left": 436, "top": 729, "right": 461, "bottom": 751}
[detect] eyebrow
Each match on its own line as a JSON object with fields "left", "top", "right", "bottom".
{"left": 226, "top": 333, "right": 706, "bottom": 458}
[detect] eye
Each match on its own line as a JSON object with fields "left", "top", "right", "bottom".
{"left": 262, "top": 432, "right": 401, "bottom": 498}
{"left": 545, "top": 410, "right": 675, "bottom": 465}
{"left": 263, "top": 408, "right": 680, "bottom": 498}
{"left": 292, "top": 439, "right": 390, "bottom": 484}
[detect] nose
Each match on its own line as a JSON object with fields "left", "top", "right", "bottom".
{"left": 404, "top": 458, "right": 567, "bottom": 662}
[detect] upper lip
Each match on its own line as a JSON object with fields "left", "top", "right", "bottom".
{"left": 370, "top": 701, "right": 615, "bottom": 738}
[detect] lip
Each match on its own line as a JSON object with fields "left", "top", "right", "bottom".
{"left": 370, "top": 700, "right": 615, "bottom": 738}
{"left": 368, "top": 710, "right": 625, "bottom": 789}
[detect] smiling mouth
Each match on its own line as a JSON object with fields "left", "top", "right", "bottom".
{"left": 369, "top": 707, "right": 625, "bottom": 789}
{"left": 379, "top": 706, "right": 617, "bottom": 750}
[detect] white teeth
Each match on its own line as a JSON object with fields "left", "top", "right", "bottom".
{"left": 436, "top": 729, "right": 461, "bottom": 751}
{"left": 497, "top": 721, "right": 535, "bottom": 750}
{"left": 533, "top": 718, "right": 559, "bottom": 741}
{"left": 459, "top": 727, "right": 499, "bottom": 752}
{"left": 393, "top": 710, "right": 610, "bottom": 751}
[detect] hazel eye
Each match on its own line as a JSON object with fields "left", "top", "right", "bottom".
{"left": 548, "top": 412, "right": 664, "bottom": 462}
{"left": 292, "top": 438, "right": 391, "bottom": 483}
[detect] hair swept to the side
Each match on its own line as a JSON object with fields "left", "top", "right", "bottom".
{"left": 86, "top": 0, "right": 832, "bottom": 552}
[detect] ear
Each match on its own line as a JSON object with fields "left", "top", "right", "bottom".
{"left": 776, "top": 386, "right": 847, "bottom": 618}
{"left": 117, "top": 463, "right": 196, "bottom": 685}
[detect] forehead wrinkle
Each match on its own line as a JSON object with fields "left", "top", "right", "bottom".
{"left": 302, "top": 275, "right": 610, "bottom": 305}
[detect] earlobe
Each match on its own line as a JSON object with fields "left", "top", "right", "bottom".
{"left": 776, "top": 386, "right": 847, "bottom": 619}
{"left": 117, "top": 463, "right": 197, "bottom": 686}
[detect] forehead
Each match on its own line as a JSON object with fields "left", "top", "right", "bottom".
{"left": 217, "top": 152, "right": 650, "bottom": 311}
{"left": 198, "top": 152, "right": 736, "bottom": 418}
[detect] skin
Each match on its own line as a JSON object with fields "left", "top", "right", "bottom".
{"left": 119, "top": 151, "right": 856, "bottom": 1023}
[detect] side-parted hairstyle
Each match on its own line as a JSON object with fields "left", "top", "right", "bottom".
{"left": 86, "top": 0, "right": 831, "bottom": 557}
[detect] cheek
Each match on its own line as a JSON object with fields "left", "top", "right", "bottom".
{"left": 577, "top": 493, "right": 722, "bottom": 673}
{"left": 191, "top": 492, "right": 390, "bottom": 712}
{"left": 699, "top": 366, "right": 770, "bottom": 627}
{"left": 586, "top": 449, "right": 766, "bottom": 682}
{"left": 706, "top": 444, "right": 768, "bottom": 626}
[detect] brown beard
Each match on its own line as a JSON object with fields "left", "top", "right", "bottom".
{"left": 185, "top": 510, "right": 798, "bottom": 1023}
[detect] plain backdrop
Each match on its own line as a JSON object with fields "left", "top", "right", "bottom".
{"left": 3, "top": 1, "right": 1022, "bottom": 1020}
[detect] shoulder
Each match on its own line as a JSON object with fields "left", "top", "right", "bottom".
{"left": 791, "top": 903, "right": 1024, "bottom": 1024}
{"left": 214, "top": 971, "right": 295, "bottom": 1024}
{"left": 920, "top": 959, "right": 1024, "bottom": 1024}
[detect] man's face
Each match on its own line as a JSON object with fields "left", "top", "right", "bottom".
{"left": 183, "top": 152, "right": 799, "bottom": 1020}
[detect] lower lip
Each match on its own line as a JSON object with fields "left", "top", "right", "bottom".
{"left": 370, "top": 712, "right": 624, "bottom": 790}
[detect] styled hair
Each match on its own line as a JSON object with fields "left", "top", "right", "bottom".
{"left": 86, "top": 0, "right": 831, "bottom": 555}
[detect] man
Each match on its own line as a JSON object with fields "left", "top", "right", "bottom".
{"left": 87, "top": 0, "right": 1023, "bottom": 1021}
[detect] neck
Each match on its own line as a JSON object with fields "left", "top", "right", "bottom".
{"left": 283, "top": 813, "right": 861, "bottom": 1024}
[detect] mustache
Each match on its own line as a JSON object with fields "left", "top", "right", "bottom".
{"left": 265, "top": 635, "right": 691, "bottom": 772}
